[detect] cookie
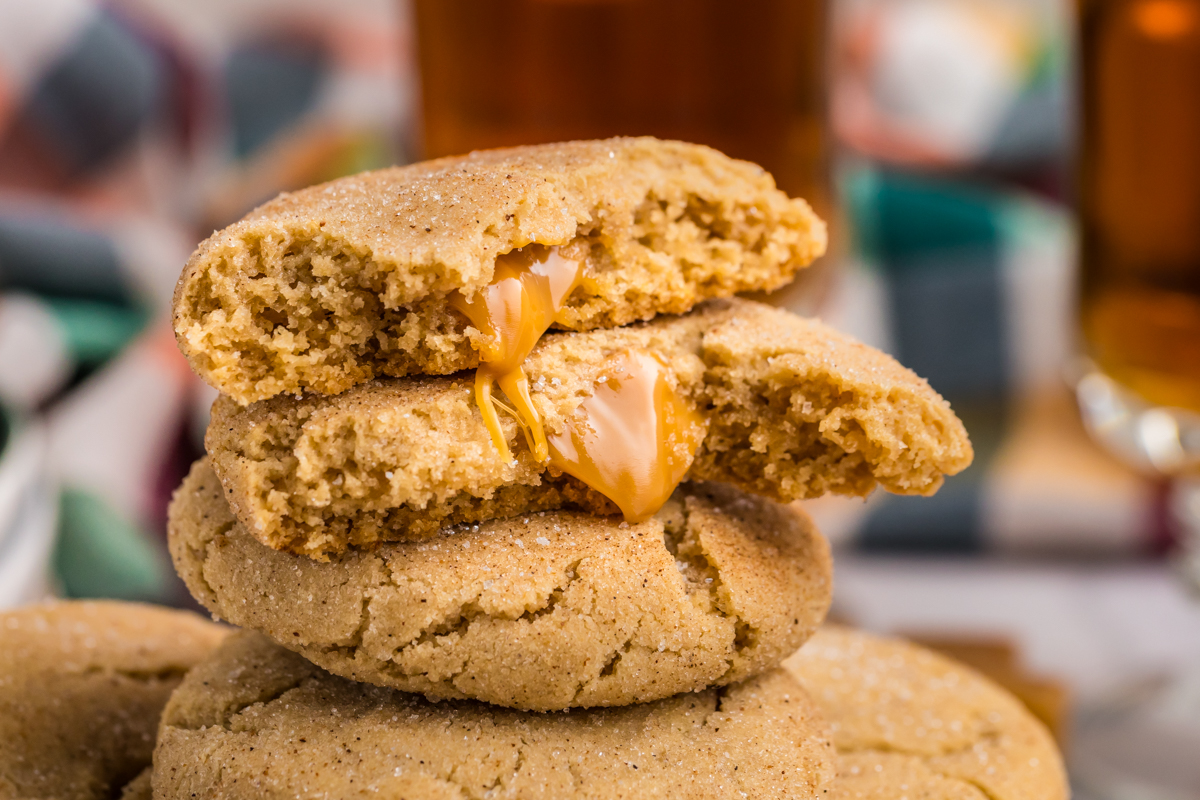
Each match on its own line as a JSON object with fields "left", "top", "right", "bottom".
{"left": 784, "top": 627, "right": 1069, "bottom": 800}
{"left": 153, "top": 630, "right": 836, "bottom": 799}
{"left": 118, "top": 770, "right": 152, "bottom": 800}
{"left": 174, "top": 138, "right": 826, "bottom": 405}
{"left": 207, "top": 298, "right": 972, "bottom": 558}
{"left": 0, "top": 601, "right": 226, "bottom": 800}
{"left": 169, "top": 459, "right": 832, "bottom": 711}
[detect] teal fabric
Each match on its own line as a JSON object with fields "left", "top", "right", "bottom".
{"left": 53, "top": 488, "right": 170, "bottom": 601}
{"left": 845, "top": 167, "right": 1016, "bottom": 553}
{"left": 844, "top": 168, "right": 1000, "bottom": 264}
{"left": 44, "top": 298, "right": 147, "bottom": 365}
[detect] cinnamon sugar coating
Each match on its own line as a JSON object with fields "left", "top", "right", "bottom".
{"left": 152, "top": 630, "right": 836, "bottom": 799}
{"left": 169, "top": 460, "right": 832, "bottom": 712}
{"left": 0, "top": 602, "right": 226, "bottom": 800}
{"left": 174, "top": 138, "right": 825, "bottom": 404}
{"left": 785, "top": 627, "right": 1069, "bottom": 800}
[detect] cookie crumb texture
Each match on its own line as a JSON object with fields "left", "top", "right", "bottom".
{"left": 169, "top": 461, "right": 832, "bottom": 711}
{"left": 174, "top": 137, "right": 826, "bottom": 404}
{"left": 0, "top": 601, "right": 226, "bottom": 800}
{"left": 785, "top": 627, "right": 1069, "bottom": 800}
{"left": 208, "top": 298, "right": 972, "bottom": 558}
{"left": 154, "top": 631, "right": 836, "bottom": 799}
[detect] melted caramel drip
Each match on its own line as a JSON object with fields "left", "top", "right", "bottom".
{"left": 451, "top": 245, "right": 584, "bottom": 462}
{"left": 547, "top": 349, "right": 707, "bottom": 523}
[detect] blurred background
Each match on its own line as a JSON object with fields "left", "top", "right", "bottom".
{"left": 0, "top": 0, "right": 1197, "bottom": 795}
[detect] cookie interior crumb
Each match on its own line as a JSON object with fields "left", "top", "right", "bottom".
{"left": 207, "top": 298, "right": 972, "bottom": 559}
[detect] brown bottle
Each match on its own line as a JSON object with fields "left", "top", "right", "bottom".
{"left": 1080, "top": 0, "right": 1200, "bottom": 411}
{"left": 413, "top": 0, "right": 830, "bottom": 216}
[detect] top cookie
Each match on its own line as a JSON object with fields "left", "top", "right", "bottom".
{"left": 174, "top": 137, "right": 826, "bottom": 404}
{"left": 784, "top": 627, "right": 1068, "bottom": 800}
{"left": 0, "top": 601, "right": 227, "bottom": 800}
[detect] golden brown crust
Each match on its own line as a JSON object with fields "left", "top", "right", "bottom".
{"left": 784, "top": 627, "right": 1069, "bottom": 800}
{"left": 153, "top": 631, "right": 836, "bottom": 800}
{"left": 206, "top": 298, "right": 972, "bottom": 558}
{"left": 168, "top": 459, "right": 833, "bottom": 711}
{"left": 0, "top": 601, "right": 226, "bottom": 800}
{"left": 174, "top": 137, "right": 826, "bottom": 404}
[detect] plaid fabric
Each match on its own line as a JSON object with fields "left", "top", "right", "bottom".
{"left": 797, "top": 166, "right": 1166, "bottom": 556}
{"left": 0, "top": 0, "right": 410, "bottom": 605}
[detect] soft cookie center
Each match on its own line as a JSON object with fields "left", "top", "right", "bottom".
{"left": 547, "top": 349, "right": 707, "bottom": 522}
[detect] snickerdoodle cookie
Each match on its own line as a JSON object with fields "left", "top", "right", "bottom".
{"left": 117, "top": 770, "right": 152, "bottom": 800}
{"left": 174, "top": 138, "right": 826, "bottom": 405}
{"left": 0, "top": 601, "right": 226, "bottom": 800}
{"left": 152, "top": 630, "right": 836, "bottom": 799}
{"left": 169, "top": 459, "right": 831, "bottom": 711}
{"left": 207, "top": 298, "right": 972, "bottom": 558}
{"left": 784, "top": 627, "right": 1069, "bottom": 800}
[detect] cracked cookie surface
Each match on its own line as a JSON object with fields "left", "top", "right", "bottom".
{"left": 0, "top": 601, "right": 227, "bottom": 800}
{"left": 784, "top": 627, "right": 1069, "bottom": 800}
{"left": 153, "top": 630, "right": 836, "bottom": 800}
{"left": 169, "top": 459, "right": 832, "bottom": 711}
{"left": 208, "top": 298, "right": 972, "bottom": 559}
{"left": 174, "top": 137, "right": 826, "bottom": 405}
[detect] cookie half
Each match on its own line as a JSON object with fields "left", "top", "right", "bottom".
{"left": 208, "top": 298, "right": 972, "bottom": 558}
{"left": 174, "top": 137, "right": 825, "bottom": 404}
{"left": 153, "top": 630, "right": 836, "bottom": 800}
{"left": 0, "top": 601, "right": 226, "bottom": 800}
{"left": 169, "top": 459, "right": 832, "bottom": 711}
{"left": 784, "top": 627, "right": 1069, "bottom": 800}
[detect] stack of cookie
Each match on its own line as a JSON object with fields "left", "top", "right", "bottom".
{"left": 151, "top": 138, "right": 1065, "bottom": 799}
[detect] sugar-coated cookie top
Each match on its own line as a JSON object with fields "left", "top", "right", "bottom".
{"left": 170, "top": 462, "right": 833, "bottom": 711}
{"left": 155, "top": 630, "right": 837, "bottom": 799}
{"left": 0, "top": 601, "right": 226, "bottom": 800}
{"left": 785, "top": 627, "right": 1069, "bottom": 800}
{"left": 174, "top": 137, "right": 826, "bottom": 403}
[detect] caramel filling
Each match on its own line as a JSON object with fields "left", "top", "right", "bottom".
{"left": 451, "top": 245, "right": 584, "bottom": 463}
{"left": 454, "top": 250, "right": 702, "bottom": 521}
{"left": 547, "top": 349, "right": 707, "bottom": 523}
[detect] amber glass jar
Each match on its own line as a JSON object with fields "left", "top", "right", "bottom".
{"left": 413, "top": 0, "right": 830, "bottom": 216}
{"left": 1080, "top": 0, "right": 1200, "bottom": 411}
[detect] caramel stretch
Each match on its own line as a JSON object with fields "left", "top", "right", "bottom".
{"left": 548, "top": 349, "right": 706, "bottom": 522}
{"left": 453, "top": 248, "right": 704, "bottom": 521}
{"left": 450, "top": 245, "right": 583, "bottom": 463}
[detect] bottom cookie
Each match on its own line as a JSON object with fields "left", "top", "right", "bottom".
{"left": 784, "top": 627, "right": 1069, "bottom": 800}
{"left": 0, "top": 601, "right": 227, "bottom": 800}
{"left": 170, "top": 459, "right": 832, "bottom": 711}
{"left": 154, "top": 630, "right": 837, "bottom": 800}
{"left": 118, "top": 769, "right": 153, "bottom": 800}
